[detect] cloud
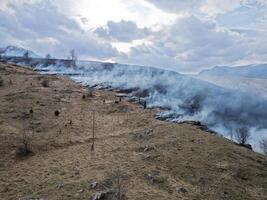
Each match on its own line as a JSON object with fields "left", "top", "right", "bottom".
{"left": 118, "top": 16, "right": 258, "bottom": 73}
{"left": 145, "top": 0, "right": 203, "bottom": 14}
{"left": 0, "top": 0, "right": 267, "bottom": 72}
{"left": 0, "top": 1, "right": 118, "bottom": 59}
{"left": 94, "top": 20, "right": 151, "bottom": 42}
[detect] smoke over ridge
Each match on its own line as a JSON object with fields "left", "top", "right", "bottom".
{"left": 33, "top": 60, "right": 267, "bottom": 152}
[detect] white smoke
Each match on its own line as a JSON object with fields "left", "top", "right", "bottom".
{"left": 35, "top": 60, "right": 267, "bottom": 153}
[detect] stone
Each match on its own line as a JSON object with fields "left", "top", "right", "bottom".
{"left": 90, "top": 181, "right": 98, "bottom": 189}
{"left": 77, "top": 189, "right": 84, "bottom": 193}
{"left": 92, "top": 192, "right": 106, "bottom": 200}
{"left": 177, "top": 187, "right": 188, "bottom": 193}
{"left": 55, "top": 182, "right": 64, "bottom": 189}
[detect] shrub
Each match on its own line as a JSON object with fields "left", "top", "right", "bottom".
{"left": 54, "top": 110, "right": 60, "bottom": 116}
{"left": 16, "top": 132, "right": 32, "bottom": 157}
{"left": 41, "top": 79, "right": 49, "bottom": 87}
{"left": 110, "top": 169, "right": 127, "bottom": 200}
{"left": 87, "top": 89, "right": 93, "bottom": 97}
{"left": 0, "top": 77, "right": 3, "bottom": 87}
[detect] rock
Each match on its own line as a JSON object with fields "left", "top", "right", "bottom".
{"left": 177, "top": 187, "right": 188, "bottom": 193}
{"left": 55, "top": 182, "right": 64, "bottom": 189}
{"left": 143, "top": 144, "right": 155, "bottom": 152}
{"left": 144, "top": 128, "right": 153, "bottom": 135}
{"left": 92, "top": 192, "right": 106, "bottom": 200}
{"left": 143, "top": 154, "right": 151, "bottom": 159}
{"left": 90, "top": 181, "right": 98, "bottom": 189}
{"left": 146, "top": 171, "right": 165, "bottom": 184}
{"left": 77, "top": 189, "right": 84, "bottom": 193}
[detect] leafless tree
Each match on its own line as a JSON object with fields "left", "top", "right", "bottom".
{"left": 16, "top": 131, "right": 32, "bottom": 157}
{"left": 111, "top": 169, "right": 127, "bottom": 200}
{"left": 70, "top": 49, "right": 76, "bottom": 60}
{"left": 260, "top": 138, "right": 267, "bottom": 155}
{"left": 45, "top": 53, "right": 51, "bottom": 60}
{"left": 235, "top": 127, "right": 250, "bottom": 145}
{"left": 24, "top": 51, "right": 29, "bottom": 59}
{"left": 91, "top": 110, "right": 95, "bottom": 151}
{"left": 70, "top": 49, "right": 77, "bottom": 68}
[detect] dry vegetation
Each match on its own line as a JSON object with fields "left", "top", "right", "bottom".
{"left": 0, "top": 62, "right": 266, "bottom": 200}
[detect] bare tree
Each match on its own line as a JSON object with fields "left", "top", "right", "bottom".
{"left": 24, "top": 51, "right": 29, "bottom": 59}
{"left": 260, "top": 138, "right": 267, "bottom": 155}
{"left": 16, "top": 130, "right": 32, "bottom": 157}
{"left": 45, "top": 53, "right": 51, "bottom": 60}
{"left": 235, "top": 127, "right": 250, "bottom": 145}
{"left": 70, "top": 49, "right": 77, "bottom": 68}
{"left": 44, "top": 54, "right": 51, "bottom": 66}
{"left": 91, "top": 110, "right": 95, "bottom": 151}
{"left": 111, "top": 169, "right": 127, "bottom": 200}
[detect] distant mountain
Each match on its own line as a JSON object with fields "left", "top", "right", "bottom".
{"left": 196, "top": 63, "right": 267, "bottom": 100}
{"left": 199, "top": 64, "right": 267, "bottom": 79}
{"left": 0, "top": 45, "right": 40, "bottom": 58}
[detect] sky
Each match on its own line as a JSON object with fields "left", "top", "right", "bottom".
{"left": 0, "top": 0, "right": 267, "bottom": 73}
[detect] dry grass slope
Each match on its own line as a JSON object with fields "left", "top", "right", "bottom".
{"left": 0, "top": 62, "right": 266, "bottom": 200}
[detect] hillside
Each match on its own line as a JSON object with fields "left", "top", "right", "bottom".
{"left": 0, "top": 46, "right": 40, "bottom": 58}
{"left": 2, "top": 54, "right": 267, "bottom": 151}
{"left": 0, "top": 62, "right": 266, "bottom": 200}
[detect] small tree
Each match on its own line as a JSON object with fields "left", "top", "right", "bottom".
{"left": 44, "top": 54, "right": 51, "bottom": 66}
{"left": 45, "top": 53, "right": 51, "bottom": 60}
{"left": 16, "top": 131, "right": 32, "bottom": 157}
{"left": 70, "top": 49, "right": 77, "bottom": 61}
{"left": 70, "top": 49, "right": 77, "bottom": 68}
{"left": 235, "top": 127, "right": 250, "bottom": 145}
{"left": 260, "top": 138, "right": 267, "bottom": 155}
{"left": 24, "top": 51, "right": 29, "bottom": 59}
{"left": 111, "top": 169, "right": 127, "bottom": 200}
{"left": 91, "top": 110, "right": 95, "bottom": 151}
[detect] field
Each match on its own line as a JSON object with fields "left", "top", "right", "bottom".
{"left": 0, "top": 62, "right": 266, "bottom": 200}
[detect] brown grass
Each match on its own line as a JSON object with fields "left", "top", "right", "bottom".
{"left": 0, "top": 62, "right": 266, "bottom": 200}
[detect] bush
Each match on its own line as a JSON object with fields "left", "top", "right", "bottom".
{"left": 16, "top": 133, "right": 32, "bottom": 157}
{"left": 110, "top": 169, "right": 127, "bottom": 200}
{"left": 0, "top": 77, "right": 3, "bottom": 87}
{"left": 82, "top": 89, "right": 93, "bottom": 99}
{"left": 54, "top": 110, "right": 60, "bottom": 116}
{"left": 41, "top": 79, "right": 49, "bottom": 87}
{"left": 87, "top": 89, "right": 93, "bottom": 97}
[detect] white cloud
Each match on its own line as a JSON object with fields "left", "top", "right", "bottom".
{"left": 118, "top": 16, "right": 265, "bottom": 73}
{"left": 0, "top": 1, "right": 118, "bottom": 59}
{"left": 145, "top": 0, "right": 204, "bottom": 14}
{"left": 94, "top": 20, "right": 151, "bottom": 42}
{"left": 201, "top": 0, "right": 242, "bottom": 17}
